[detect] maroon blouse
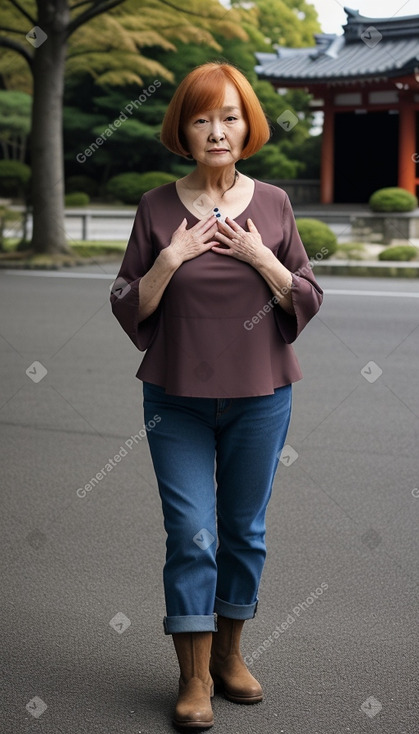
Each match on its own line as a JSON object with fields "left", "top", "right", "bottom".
{"left": 110, "top": 179, "right": 323, "bottom": 397}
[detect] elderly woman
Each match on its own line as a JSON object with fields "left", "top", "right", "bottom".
{"left": 111, "top": 62, "right": 323, "bottom": 730}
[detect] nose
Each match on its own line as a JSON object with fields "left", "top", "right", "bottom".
{"left": 209, "top": 121, "right": 225, "bottom": 142}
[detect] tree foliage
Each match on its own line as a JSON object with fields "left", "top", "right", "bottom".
{"left": 0, "top": 0, "right": 322, "bottom": 253}
{"left": 0, "top": 90, "right": 31, "bottom": 161}
{"left": 0, "top": 0, "right": 248, "bottom": 90}
{"left": 246, "top": 0, "right": 320, "bottom": 47}
{"left": 0, "top": 0, "right": 250, "bottom": 252}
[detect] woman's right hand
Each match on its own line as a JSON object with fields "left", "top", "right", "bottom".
{"left": 165, "top": 215, "right": 218, "bottom": 268}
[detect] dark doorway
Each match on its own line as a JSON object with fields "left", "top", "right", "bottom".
{"left": 334, "top": 110, "right": 399, "bottom": 203}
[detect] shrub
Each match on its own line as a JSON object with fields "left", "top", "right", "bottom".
{"left": 336, "top": 242, "right": 366, "bottom": 260}
{"left": 106, "top": 171, "right": 177, "bottom": 204}
{"left": 369, "top": 187, "right": 417, "bottom": 212}
{"left": 378, "top": 245, "right": 418, "bottom": 261}
{"left": 66, "top": 175, "right": 98, "bottom": 197}
{"left": 0, "top": 160, "right": 31, "bottom": 198}
{"left": 71, "top": 242, "right": 125, "bottom": 257}
{"left": 65, "top": 192, "right": 90, "bottom": 207}
{"left": 0, "top": 203, "right": 22, "bottom": 250}
{"left": 295, "top": 218, "right": 337, "bottom": 259}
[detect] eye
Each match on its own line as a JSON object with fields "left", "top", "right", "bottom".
{"left": 225, "top": 116, "right": 238, "bottom": 122}
{"left": 194, "top": 118, "right": 208, "bottom": 125}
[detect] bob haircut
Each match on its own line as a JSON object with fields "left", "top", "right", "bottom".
{"left": 160, "top": 62, "right": 271, "bottom": 159}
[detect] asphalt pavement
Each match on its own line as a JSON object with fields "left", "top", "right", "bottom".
{"left": 1, "top": 268, "right": 418, "bottom": 734}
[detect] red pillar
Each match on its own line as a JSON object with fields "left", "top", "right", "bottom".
{"left": 321, "top": 96, "right": 334, "bottom": 204}
{"left": 398, "top": 93, "right": 416, "bottom": 194}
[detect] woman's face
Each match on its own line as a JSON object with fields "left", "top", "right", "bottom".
{"left": 182, "top": 81, "right": 248, "bottom": 166}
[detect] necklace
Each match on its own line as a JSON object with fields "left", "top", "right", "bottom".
{"left": 180, "top": 169, "right": 239, "bottom": 200}
{"left": 221, "top": 169, "right": 239, "bottom": 197}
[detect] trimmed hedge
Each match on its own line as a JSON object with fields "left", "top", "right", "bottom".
{"left": 65, "top": 192, "right": 90, "bottom": 206}
{"left": 369, "top": 187, "right": 417, "bottom": 212}
{"left": 378, "top": 245, "right": 418, "bottom": 261}
{"left": 0, "top": 160, "right": 31, "bottom": 197}
{"left": 66, "top": 175, "right": 98, "bottom": 197}
{"left": 106, "top": 171, "right": 177, "bottom": 204}
{"left": 295, "top": 218, "right": 337, "bottom": 259}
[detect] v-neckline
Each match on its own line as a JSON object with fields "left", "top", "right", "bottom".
{"left": 173, "top": 178, "right": 257, "bottom": 223}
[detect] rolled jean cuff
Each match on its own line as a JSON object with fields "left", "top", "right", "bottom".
{"left": 214, "top": 596, "right": 258, "bottom": 620}
{"left": 163, "top": 613, "right": 218, "bottom": 635}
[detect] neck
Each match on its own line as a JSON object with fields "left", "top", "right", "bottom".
{"left": 185, "top": 164, "right": 238, "bottom": 197}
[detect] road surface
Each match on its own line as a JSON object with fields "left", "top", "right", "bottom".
{"left": 1, "top": 270, "right": 418, "bottom": 733}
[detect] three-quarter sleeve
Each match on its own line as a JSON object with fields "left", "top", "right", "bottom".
{"left": 110, "top": 196, "right": 160, "bottom": 351}
{"left": 274, "top": 194, "right": 323, "bottom": 344}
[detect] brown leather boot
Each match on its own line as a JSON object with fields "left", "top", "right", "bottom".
{"left": 210, "top": 617, "right": 263, "bottom": 704}
{"left": 172, "top": 632, "right": 214, "bottom": 729}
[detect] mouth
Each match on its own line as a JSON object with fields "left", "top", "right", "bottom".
{"left": 207, "top": 149, "right": 229, "bottom": 153}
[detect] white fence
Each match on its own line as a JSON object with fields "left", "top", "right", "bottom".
{"left": 7, "top": 208, "right": 137, "bottom": 242}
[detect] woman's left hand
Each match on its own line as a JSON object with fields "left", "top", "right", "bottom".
{"left": 211, "top": 217, "right": 267, "bottom": 267}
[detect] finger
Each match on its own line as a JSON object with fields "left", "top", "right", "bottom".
{"left": 174, "top": 217, "right": 188, "bottom": 232}
{"left": 247, "top": 218, "right": 259, "bottom": 232}
{"left": 217, "top": 219, "right": 236, "bottom": 235}
{"left": 197, "top": 221, "right": 218, "bottom": 239}
{"left": 214, "top": 231, "right": 235, "bottom": 246}
{"left": 193, "top": 213, "right": 216, "bottom": 232}
{"left": 211, "top": 245, "right": 233, "bottom": 255}
{"left": 224, "top": 216, "right": 242, "bottom": 233}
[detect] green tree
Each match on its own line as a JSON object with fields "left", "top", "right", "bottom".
{"left": 141, "top": 0, "right": 320, "bottom": 181}
{"left": 0, "top": 0, "right": 247, "bottom": 254}
{"left": 250, "top": 0, "right": 320, "bottom": 47}
{"left": 0, "top": 90, "right": 31, "bottom": 162}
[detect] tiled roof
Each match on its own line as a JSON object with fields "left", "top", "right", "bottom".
{"left": 255, "top": 7, "right": 419, "bottom": 84}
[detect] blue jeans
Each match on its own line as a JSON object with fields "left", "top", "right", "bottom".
{"left": 143, "top": 382, "right": 292, "bottom": 635}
